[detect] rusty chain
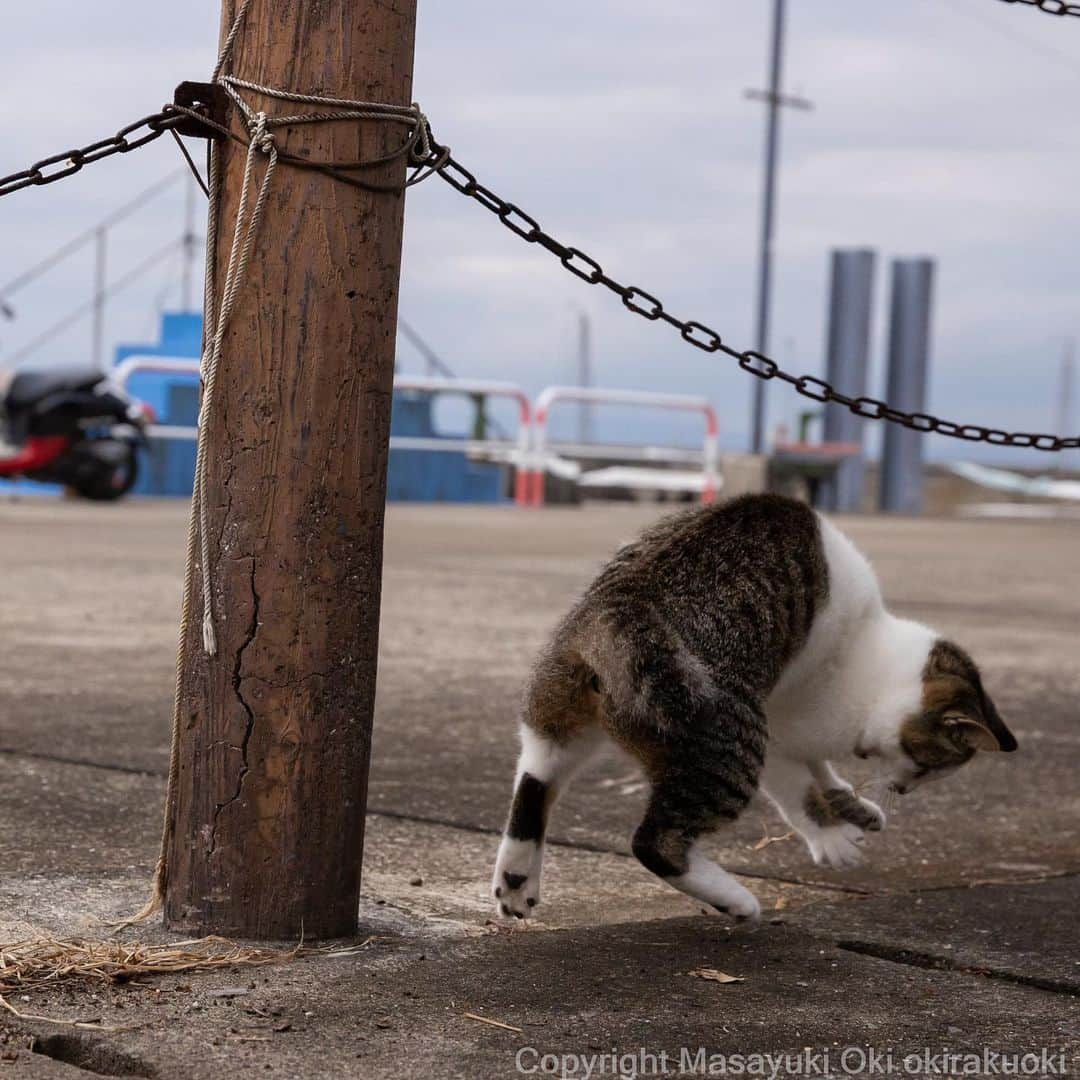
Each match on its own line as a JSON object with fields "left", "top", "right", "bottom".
{"left": 0, "top": 111, "right": 191, "bottom": 200}
{"left": 2, "top": 90, "right": 1077, "bottom": 451}
{"left": 424, "top": 142, "right": 1079, "bottom": 452}
{"left": 0, "top": 0, "right": 1073, "bottom": 203}
{"left": 998, "top": 0, "right": 1080, "bottom": 16}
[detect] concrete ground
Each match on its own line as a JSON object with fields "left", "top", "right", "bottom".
{"left": 0, "top": 498, "right": 1077, "bottom": 1078}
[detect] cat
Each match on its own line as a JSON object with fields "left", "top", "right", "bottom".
{"left": 492, "top": 493, "right": 1016, "bottom": 923}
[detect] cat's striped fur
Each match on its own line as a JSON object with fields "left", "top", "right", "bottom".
{"left": 493, "top": 494, "right": 1016, "bottom": 922}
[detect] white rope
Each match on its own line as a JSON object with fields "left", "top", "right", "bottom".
{"left": 219, "top": 76, "right": 433, "bottom": 162}
{"left": 196, "top": 111, "right": 277, "bottom": 656}
{"left": 192, "top": 82, "right": 428, "bottom": 657}
{"left": 111, "top": 0, "right": 254, "bottom": 928}
{"left": 211, "top": 0, "right": 253, "bottom": 83}
{"left": 224, "top": 75, "right": 422, "bottom": 115}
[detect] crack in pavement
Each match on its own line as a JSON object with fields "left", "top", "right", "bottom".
{"left": 837, "top": 939, "right": 1080, "bottom": 998}
{"left": 364, "top": 806, "right": 872, "bottom": 894}
{"left": 887, "top": 596, "right": 1080, "bottom": 631}
{"left": 0, "top": 745, "right": 862, "bottom": 896}
{"left": 0, "top": 746, "right": 1073, "bottom": 901}
{"left": 0, "top": 747, "right": 163, "bottom": 778}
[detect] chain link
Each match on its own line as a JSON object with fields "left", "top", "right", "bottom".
{"left": 0, "top": 110, "right": 188, "bottom": 200}
{"left": 997, "top": 0, "right": 1080, "bottom": 16}
{"left": 429, "top": 144, "right": 1080, "bottom": 453}
{"left": 3, "top": 94, "right": 1076, "bottom": 451}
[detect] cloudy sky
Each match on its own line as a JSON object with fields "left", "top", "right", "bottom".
{"left": 1, "top": 1, "right": 1077, "bottom": 462}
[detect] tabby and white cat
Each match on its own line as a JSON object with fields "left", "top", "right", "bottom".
{"left": 493, "top": 494, "right": 1016, "bottom": 922}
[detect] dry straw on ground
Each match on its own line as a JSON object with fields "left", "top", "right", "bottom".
{"left": 0, "top": 935, "right": 297, "bottom": 995}
{"left": 0, "top": 934, "right": 373, "bottom": 1029}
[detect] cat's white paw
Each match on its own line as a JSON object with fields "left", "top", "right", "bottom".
{"left": 669, "top": 851, "right": 761, "bottom": 923}
{"left": 721, "top": 883, "right": 762, "bottom": 923}
{"left": 492, "top": 837, "right": 543, "bottom": 920}
{"left": 810, "top": 823, "right": 866, "bottom": 870}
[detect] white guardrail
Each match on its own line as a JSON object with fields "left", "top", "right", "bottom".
{"left": 113, "top": 360, "right": 720, "bottom": 508}
{"left": 531, "top": 386, "right": 720, "bottom": 507}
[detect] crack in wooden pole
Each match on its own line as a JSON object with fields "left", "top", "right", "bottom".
{"left": 164, "top": 0, "right": 418, "bottom": 939}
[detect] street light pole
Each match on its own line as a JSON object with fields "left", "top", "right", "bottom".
{"left": 1056, "top": 337, "right": 1076, "bottom": 474}
{"left": 577, "top": 310, "right": 592, "bottom": 444}
{"left": 746, "top": 0, "right": 811, "bottom": 454}
{"left": 181, "top": 173, "right": 197, "bottom": 313}
{"left": 92, "top": 227, "right": 106, "bottom": 370}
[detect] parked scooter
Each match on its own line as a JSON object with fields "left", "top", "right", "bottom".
{"left": 0, "top": 366, "right": 151, "bottom": 500}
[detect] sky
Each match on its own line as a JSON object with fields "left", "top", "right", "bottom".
{"left": 1, "top": 0, "right": 1077, "bottom": 463}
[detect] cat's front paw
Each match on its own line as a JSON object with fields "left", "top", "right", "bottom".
{"left": 824, "top": 788, "right": 886, "bottom": 832}
{"left": 492, "top": 838, "right": 542, "bottom": 920}
{"left": 809, "top": 823, "right": 866, "bottom": 871}
{"left": 855, "top": 795, "right": 886, "bottom": 832}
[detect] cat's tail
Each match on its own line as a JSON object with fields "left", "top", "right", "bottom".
{"left": 578, "top": 597, "right": 718, "bottom": 733}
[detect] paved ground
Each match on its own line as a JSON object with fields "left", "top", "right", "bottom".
{"left": 0, "top": 497, "right": 1077, "bottom": 1078}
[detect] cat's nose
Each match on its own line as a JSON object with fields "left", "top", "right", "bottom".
{"left": 889, "top": 782, "right": 908, "bottom": 795}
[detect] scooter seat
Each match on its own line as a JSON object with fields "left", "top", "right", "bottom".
{"left": 6, "top": 366, "right": 105, "bottom": 410}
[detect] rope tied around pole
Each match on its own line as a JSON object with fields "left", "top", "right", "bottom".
{"left": 193, "top": 82, "right": 436, "bottom": 658}
{"left": 194, "top": 105, "right": 277, "bottom": 657}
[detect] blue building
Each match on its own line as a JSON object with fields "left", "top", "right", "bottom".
{"left": 115, "top": 312, "right": 201, "bottom": 496}
{"left": 114, "top": 313, "right": 506, "bottom": 503}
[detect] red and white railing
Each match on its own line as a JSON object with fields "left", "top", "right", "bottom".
{"left": 391, "top": 376, "right": 533, "bottom": 506}
{"left": 530, "top": 386, "right": 719, "bottom": 507}
{"left": 113, "top": 361, "right": 722, "bottom": 509}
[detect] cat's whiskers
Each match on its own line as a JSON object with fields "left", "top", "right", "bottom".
{"left": 861, "top": 774, "right": 897, "bottom": 817}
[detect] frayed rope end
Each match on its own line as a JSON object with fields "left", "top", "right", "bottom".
{"left": 94, "top": 857, "right": 166, "bottom": 934}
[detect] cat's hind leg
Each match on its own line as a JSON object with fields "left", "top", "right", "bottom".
{"left": 626, "top": 693, "right": 767, "bottom": 922}
{"left": 493, "top": 637, "right": 605, "bottom": 920}
{"left": 493, "top": 724, "right": 602, "bottom": 919}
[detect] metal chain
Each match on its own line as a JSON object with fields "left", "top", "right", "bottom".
{"left": 0, "top": 111, "right": 188, "bottom": 199}
{"left": 425, "top": 143, "right": 1079, "bottom": 452}
{"left": 3, "top": 100, "right": 1076, "bottom": 450}
{"left": 997, "top": 0, "right": 1080, "bottom": 16}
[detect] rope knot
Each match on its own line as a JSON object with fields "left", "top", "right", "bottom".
{"left": 412, "top": 105, "right": 433, "bottom": 161}
{"left": 251, "top": 111, "right": 274, "bottom": 154}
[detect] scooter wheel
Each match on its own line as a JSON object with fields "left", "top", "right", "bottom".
{"left": 74, "top": 443, "right": 139, "bottom": 501}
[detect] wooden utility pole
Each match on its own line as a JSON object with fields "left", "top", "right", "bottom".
{"left": 164, "top": 0, "right": 418, "bottom": 939}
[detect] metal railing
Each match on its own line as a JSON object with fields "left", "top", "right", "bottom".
{"left": 112, "top": 360, "right": 535, "bottom": 506}
{"left": 530, "top": 386, "right": 720, "bottom": 507}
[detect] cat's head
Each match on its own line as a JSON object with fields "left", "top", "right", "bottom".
{"left": 890, "top": 639, "right": 1017, "bottom": 794}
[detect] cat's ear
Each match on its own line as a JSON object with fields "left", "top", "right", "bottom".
{"left": 943, "top": 704, "right": 1018, "bottom": 753}
{"left": 942, "top": 714, "right": 1002, "bottom": 752}
{"left": 979, "top": 693, "right": 1018, "bottom": 753}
